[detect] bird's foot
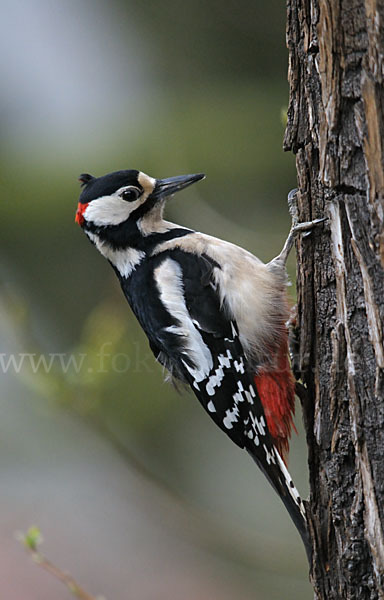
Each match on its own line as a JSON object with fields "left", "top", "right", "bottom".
{"left": 291, "top": 217, "right": 328, "bottom": 238}
{"left": 269, "top": 189, "right": 327, "bottom": 267}
{"left": 288, "top": 188, "right": 327, "bottom": 232}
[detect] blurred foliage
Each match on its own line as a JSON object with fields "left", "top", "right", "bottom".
{"left": 16, "top": 296, "right": 180, "bottom": 437}
{"left": 129, "top": 0, "right": 287, "bottom": 82}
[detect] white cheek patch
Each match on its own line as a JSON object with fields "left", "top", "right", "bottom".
{"left": 84, "top": 196, "right": 140, "bottom": 226}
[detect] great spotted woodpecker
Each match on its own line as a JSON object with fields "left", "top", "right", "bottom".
{"left": 75, "top": 169, "right": 323, "bottom": 561}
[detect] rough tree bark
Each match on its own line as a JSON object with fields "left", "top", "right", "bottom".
{"left": 284, "top": 1, "right": 384, "bottom": 598}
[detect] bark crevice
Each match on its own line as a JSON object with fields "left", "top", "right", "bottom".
{"left": 286, "top": 1, "right": 384, "bottom": 597}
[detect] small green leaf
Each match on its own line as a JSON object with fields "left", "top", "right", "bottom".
{"left": 23, "top": 526, "right": 43, "bottom": 551}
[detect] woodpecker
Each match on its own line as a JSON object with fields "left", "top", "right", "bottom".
{"left": 75, "top": 169, "right": 323, "bottom": 561}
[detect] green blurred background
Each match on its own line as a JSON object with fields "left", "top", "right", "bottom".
{"left": 0, "top": 1, "right": 311, "bottom": 598}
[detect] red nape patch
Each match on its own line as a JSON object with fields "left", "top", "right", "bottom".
{"left": 75, "top": 202, "right": 89, "bottom": 226}
{"left": 254, "top": 349, "right": 296, "bottom": 463}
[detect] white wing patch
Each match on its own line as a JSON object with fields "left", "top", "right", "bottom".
{"left": 223, "top": 406, "right": 240, "bottom": 429}
{"left": 223, "top": 380, "right": 249, "bottom": 430}
{"left": 206, "top": 367, "right": 225, "bottom": 396}
{"left": 154, "top": 258, "right": 213, "bottom": 385}
{"left": 263, "top": 444, "right": 276, "bottom": 465}
{"left": 205, "top": 351, "right": 233, "bottom": 396}
{"left": 86, "top": 232, "right": 145, "bottom": 278}
{"left": 234, "top": 357, "right": 245, "bottom": 373}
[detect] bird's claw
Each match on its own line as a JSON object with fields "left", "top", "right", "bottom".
{"left": 270, "top": 196, "right": 327, "bottom": 266}
{"left": 292, "top": 217, "right": 328, "bottom": 236}
{"left": 287, "top": 188, "right": 299, "bottom": 224}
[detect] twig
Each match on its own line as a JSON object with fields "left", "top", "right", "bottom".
{"left": 18, "top": 527, "right": 101, "bottom": 600}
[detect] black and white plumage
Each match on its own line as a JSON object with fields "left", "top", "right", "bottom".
{"left": 75, "top": 169, "right": 312, "bottom": 561}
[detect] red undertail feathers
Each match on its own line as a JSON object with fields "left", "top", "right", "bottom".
{"left": 254, "top": 339, "right": 296, "bottom": 463}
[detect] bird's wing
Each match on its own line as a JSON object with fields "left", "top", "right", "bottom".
{"left": 128, "top": 247, "right": 309, "bottom": 555}
{"left": 147, "top": 249, "right": 282, "bottom": 455}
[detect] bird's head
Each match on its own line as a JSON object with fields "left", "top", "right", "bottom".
{"left": 75, "top": 169, "right": 205, "bottom": 246}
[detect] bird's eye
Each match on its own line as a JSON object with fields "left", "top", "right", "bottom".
{"left": 120, "top": 187, "right": 141, "bottom": 202}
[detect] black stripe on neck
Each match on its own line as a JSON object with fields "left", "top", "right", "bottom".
{"left": 85, "top": 219, "right": 193, "bottom": 252}
{"left": 140, "top": 228, "right": 194, "bottom": 251}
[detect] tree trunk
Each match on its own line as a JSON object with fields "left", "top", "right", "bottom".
{"left": 284, "top": 1, "right": 384, "bottom": 598}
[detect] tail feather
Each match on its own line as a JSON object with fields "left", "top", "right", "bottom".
{"left": 247, "top": 446, "right": 312, "bottom": 564}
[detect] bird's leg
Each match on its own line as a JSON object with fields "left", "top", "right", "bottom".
{"left": 270, "top": 189, "right": 327, "bottom": 268}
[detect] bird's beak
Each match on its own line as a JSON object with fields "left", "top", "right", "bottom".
{"left": 152, "top": 173, "right": 205, "bottom": 199}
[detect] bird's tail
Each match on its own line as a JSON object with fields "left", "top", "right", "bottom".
{"left": 247, "top": 447, "right": 312, "bottom": 564}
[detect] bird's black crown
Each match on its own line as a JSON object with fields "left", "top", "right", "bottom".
{"left": 78, "top": 169, "right": 140, "bottom": 204}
